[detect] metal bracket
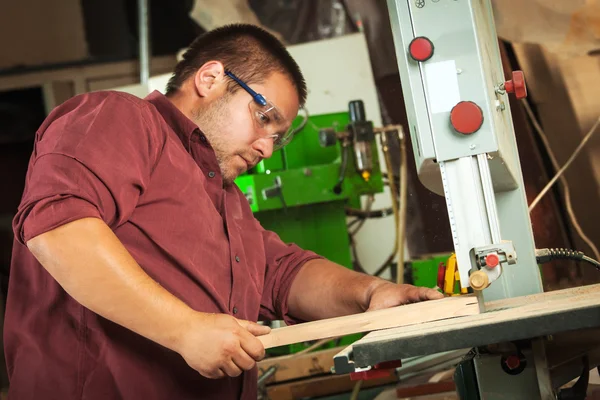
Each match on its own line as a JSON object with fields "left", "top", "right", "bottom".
{"left": 333, "top": 345, "right": 359, "bottom": 375}
{"left": 557, "top": 356, "right": 590, "bottom": 400}
{"left": 474, "top": 241, "right": 517, "bottom": 269}
{"left": 332, "top": 345, "right": 402, "bottom": 381}
{"left": 262, "top": 176, "right": 287, "bottom": 212}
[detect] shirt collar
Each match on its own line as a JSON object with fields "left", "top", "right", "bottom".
{"left": 145, "top": 90, "right": 199, "bottom": 150}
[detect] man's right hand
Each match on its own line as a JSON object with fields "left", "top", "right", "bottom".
{"left": 177, "top": 312, "right": 271, "bottom": 379}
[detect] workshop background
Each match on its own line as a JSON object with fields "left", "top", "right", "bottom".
{"left": 0, "top": 1, "right": 599, "bottom": 399}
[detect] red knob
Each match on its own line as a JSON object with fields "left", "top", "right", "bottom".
{"left": 437, "top": 262, "right": 446, "bottom": 289}
{"left": 450, "top": 101, "right": 484, "bottom": 135}
{"left": 409, "top": 37, "right": 434, "bottom": 62}
{"left": 485, "top": 253, "right": 500, "bottom": 268}
{"left": 504, "top": 71, "right": 527, "bottom": 99}
{"left": 505, "top": 355, "right": 521, "bottom": 370}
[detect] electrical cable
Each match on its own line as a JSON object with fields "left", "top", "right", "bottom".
{"left": 345, "top": 207, "right": 394, "bottom": 219}
{"left": 378, "top": 133, "right": 401, "bottom": 280}
{"left": 364, "top": 130, "right": 409, "bottom": 280}
{"left": 397, "top": 128, "right": 408, "bottom": 285}
{"left": 582, "top": 255, "right": 600, "bottom": 271}
{"left": 349, "top": 195, "right": 374, "bottom": 236}
{"left": 290, "top": 106, "right": 309, "bottom": 137}
{"left": 333, "top": 143, "right": 350, "bottom": 194}
{"left": 529, "top": 115, "right": 600, "bottom": 211}
{"left": 522, "top": 99, "right": 600, "bottom": 262}
{"left": 535, "top": 248, "right": 600, "bottom": 271}
{"left": 349, "top": 380, "right": 363, "bottom": 400}
{"left": 348, "top": 196, "right": 374, "bottom": 274}
{"left": 345, "top": 181, "right": 397, "bottom": 219}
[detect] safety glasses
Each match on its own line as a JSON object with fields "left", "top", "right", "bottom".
{"left": 225, "top": 70, "right": 296, "bottom": 150}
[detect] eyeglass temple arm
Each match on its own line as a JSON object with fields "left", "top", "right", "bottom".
{"left": 224, "top": 70, "right": 267, "bottom": 107}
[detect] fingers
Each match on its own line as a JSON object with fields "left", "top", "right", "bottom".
{"left": 238, "top": 329, "right": 267, "bottom": 361}
{"left": 232, "top": 348, "right": 257, "bottom": 371}
{"left": 237, "top": 319, "right": 271, "bottom": 336}
{"left": 221, "top": 361, "right": 243, "bottom": 377}
{"left": 203, "top": 368, "right": 225, "bottom": 380}
{"left": 418, "top": 286, "right": 445, "bottom": 301}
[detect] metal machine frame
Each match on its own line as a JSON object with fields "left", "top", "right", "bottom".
{"left": 387, "top": 0, "right": 543, "bottom": 304}
{"left": 330, "top": 1, "right": 600, "bottom": 399}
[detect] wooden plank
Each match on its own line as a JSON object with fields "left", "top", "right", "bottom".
{"left": 485, "top": 282, "right": 600, "bottom": 311}
{"left": 258, "top": 346, "right": 343, "bottom": 384}
{"left": 351, "top": 284, "right": 600, "bottom": 365}
{"left": 360, "top": 284, "right": 600, "bottom": 344}
{"left": 259, "top": 295, "right": 479, "bottom": 349}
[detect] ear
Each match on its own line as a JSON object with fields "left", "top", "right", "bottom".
{"left": 193, "top": 61, "right": 226, "bottom": 99}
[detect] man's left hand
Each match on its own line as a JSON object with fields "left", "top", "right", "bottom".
{"left": 366, "top": 281, "right": 444, "bottom": 312}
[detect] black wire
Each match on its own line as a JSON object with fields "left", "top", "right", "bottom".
{"left": 582, "top": 255, "right": 600, "bottom": 271}
{"left": 535, "top": 248, "right": 600, "bottom": 271}
{"left": 333, "top": 144, "right": 350, "bottom": 194}
{"left": 349, "top": 236, "right": 367, "bottom": 274}
{"left": 345, "top": 207, "right": 394, "bottom": 219}
{"left": 347, "top": 217, "right": 364, "bottom": 230}
{"left": 372, "top": 253, "right": 397, "bottom": 277}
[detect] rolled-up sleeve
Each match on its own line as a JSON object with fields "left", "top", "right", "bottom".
{"left": 13, "top": 92, "right": 162, "bottom": 245}
{"left": 259, "top": 228, "right": 324, "bottom": 325}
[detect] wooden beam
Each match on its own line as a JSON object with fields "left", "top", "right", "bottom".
{"left": 265, "top": 372, "right": 397, "bottom": 400}
{"left": 0, "top": 55, "right": 176, "bottom": 92}
{"left": 259, "top": 295, "right": 478, "bottom": 349}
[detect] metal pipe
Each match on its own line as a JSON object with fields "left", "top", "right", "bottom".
{"left": 138, "top": 0, "right": 150, "bottom": 86}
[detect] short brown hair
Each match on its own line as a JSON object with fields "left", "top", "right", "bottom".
{"left": 165, "top": 23, "right": 306, "bottom": 106}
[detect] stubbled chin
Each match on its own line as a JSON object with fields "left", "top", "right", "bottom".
{"left": 222, "top": 168, "right": 243, "bottom": 186}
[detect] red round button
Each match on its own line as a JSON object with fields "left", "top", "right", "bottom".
{"left": 450, "top": 101, "right": 484, "bottom": 135}
{"left": 485, "top": 253, "right": 500, "bottom": 268}
{"left": 505, "top": 355, "right": 520, "bottom": 370}
{"left": 409, "top": 37, "right": 434, "bottom": 62}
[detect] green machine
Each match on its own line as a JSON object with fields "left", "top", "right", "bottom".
{"left": 235, "top": 100, "right": 385, "bottom": 354}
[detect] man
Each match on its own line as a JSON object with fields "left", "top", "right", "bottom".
{"left": 5, "top": 24, "right": 442, "bottom": 399}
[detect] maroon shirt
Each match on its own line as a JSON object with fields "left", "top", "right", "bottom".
{"left": 6, "top": 90, "right": 321, "bottom": 399}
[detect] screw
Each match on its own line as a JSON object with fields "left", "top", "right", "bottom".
{"left": 469, "top": 144, "right": 476, "bottom": 150}
{"left": 456, "top": 68, "right": 463, "bottom": 74}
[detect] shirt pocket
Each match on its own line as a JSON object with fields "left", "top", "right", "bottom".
{"left": 233, "top": 218, "right": 267, "bottom": 295}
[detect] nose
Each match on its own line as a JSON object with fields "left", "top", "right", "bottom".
{"left": 252, "top": 137, "right": 274, "bottom": 159}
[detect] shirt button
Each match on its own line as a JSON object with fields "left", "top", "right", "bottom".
{"left": 235, "top": 256, "right": 240, "bottom": 262}
{"left": 233, "top": 307, "right": 238, "bottom": 315}
{"left": 208, "top": 171, "right": 215, "bottom": 178}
